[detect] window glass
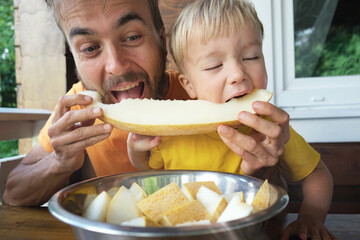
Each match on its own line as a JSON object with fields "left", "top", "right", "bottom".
{"left": 293, "top": 0, "right": 360, "bottom": 78}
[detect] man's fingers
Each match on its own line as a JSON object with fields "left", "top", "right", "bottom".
{"left": 50, "top": 123, "right": 112, "bottom": 149}
{"left": 60, "top": 107, "right": 103, "bottom": 128}
{"left": 218, "top": 125, "right": 259, "bottom": 174}
{"left": 54, "top": 131, "right": 112, "bottom": 161}
{"left": 53, "top": 94, "right": 93, "bottom": 123}
{"left": 49, "top": 107, "right": 103, "bottom": 137}
{"left": 238, "top": 111, "right": 283, "bottom": 140}
{"left": 219, "top": 125, "right": 276, "bottom": 161}
{"left": 218, "top": 125, "right": 247, "bottom": 154}
{"left": 252, "top": 101, "right": 290, "bottom": 125}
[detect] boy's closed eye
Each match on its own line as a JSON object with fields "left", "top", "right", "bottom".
{"left": 243, "top": 56, "right": 259, "bottom": 61}
{"left": 204, "top": 64, "right": 223, "bottom": 71}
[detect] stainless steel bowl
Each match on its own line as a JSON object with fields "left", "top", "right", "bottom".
{"left": 49, "top": 170, "right": 288, "bottom": 240}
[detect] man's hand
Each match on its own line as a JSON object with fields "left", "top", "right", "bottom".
{"left": 218, "top": 101, "right": 290, "bottom": 175}
{"left": 48, "top": 94, "right": 112, "bottom": 173}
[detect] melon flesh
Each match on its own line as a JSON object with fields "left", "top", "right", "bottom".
{"left": 79, "top": 89, "right": 273, "bottom": 136}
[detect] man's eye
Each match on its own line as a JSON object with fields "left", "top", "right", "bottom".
{"left": 204, "top": 64, "right": 222, "bottom": 71}
{"left": 125, "top": 35, "right": 142, "bottom": 42}
{"left": 81, "top": 45, "right": 99, "bottom": 53}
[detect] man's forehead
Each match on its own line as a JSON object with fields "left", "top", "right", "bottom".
{"left": 60, "top": 0, "right": 143, "bottom": 14}
{"left": 60, "top": 0, "right": 151, "bottom": 32}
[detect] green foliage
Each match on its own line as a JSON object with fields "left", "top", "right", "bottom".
{"left": 0, "top": 140, "right": 18, "bottom": 158}
{"left": 295, "top": 26, "right": 360, "bottom": 78}
{"left": 0, "top": 0, "right": 16, "bottom": 107}
{"left": 314, "top": 27, "right": 360, "bottom": 77}
{"left": 0, "top": 1, "right": 17, "bottom": 158}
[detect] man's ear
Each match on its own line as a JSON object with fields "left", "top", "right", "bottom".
{"left": 179, "top": 74, "right": 197, "bottom": 99}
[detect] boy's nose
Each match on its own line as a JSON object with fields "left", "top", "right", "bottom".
{"left": 228, "top": 62, "right": 246, "bottom": 84}
{"left": 105, "top": 46, "right": 131, "bottom": 76}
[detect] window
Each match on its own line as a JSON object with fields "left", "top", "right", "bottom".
{"left": 275, "top": 0, "right": 360, "bottom": 109}
{"left": 252, "top": 0, "right": 360, "bottom": 142}
{"left": 294, "top": 0, "right": 359, "bottom": 79}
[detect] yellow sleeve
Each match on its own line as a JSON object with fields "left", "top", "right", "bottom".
{"left": 279, "top": 126, "right": 320, "bottom": 181}
{"left": 149, "top": 147, "right": 164, "bottom": 169}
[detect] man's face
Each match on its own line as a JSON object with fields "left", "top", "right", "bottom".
{"left": 60, "top": 0, "right": 167, "bottom": 103}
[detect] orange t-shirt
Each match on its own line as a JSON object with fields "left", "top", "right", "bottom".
{"left": 38, "top": 71, "right": 190, "bottom": 176}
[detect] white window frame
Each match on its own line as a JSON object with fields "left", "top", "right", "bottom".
{"left": 252, "top": 0, "right": 360, "bottom": 143}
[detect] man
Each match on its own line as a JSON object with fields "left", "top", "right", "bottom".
{"left": 3, "top": 0, "right": 291, "bottom": 206}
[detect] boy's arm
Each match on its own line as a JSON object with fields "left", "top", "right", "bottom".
{"left": 127, "top": 133, "right": 161, "bottom": 170}
{"left": 299, "top": 160, "right": 333, "bottom": 223}
{"left": 281, "top": 160, "right": 336, "bottom": 240}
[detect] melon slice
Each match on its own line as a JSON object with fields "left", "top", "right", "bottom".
{"left": 79, "top": 89, "right": 272, "bottom": 136}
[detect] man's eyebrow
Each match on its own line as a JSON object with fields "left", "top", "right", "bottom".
{"left": 69, "top": 27, "right": 95, "bottom": 40}
{"left": 115, "top": 12, "right": 146, "bottom": 29}
{"left": 68, "top": 12, "right": 146, "bottom": 40}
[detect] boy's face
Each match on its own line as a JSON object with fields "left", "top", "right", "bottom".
{"left": 179, "top": 24, "right": 267, "bottom": 103}
{"left": 60, "top": 0, "right": 167, "bottom": 104}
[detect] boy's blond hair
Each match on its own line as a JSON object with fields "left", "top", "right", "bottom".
{"left": 169, "top": 0, "right": 264, "bottom": 73}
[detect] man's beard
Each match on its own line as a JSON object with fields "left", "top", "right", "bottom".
{"left": 78, "top": 45, "right": 167, "bottom": 104}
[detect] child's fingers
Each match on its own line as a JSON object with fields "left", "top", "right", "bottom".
{"left": 297, "top": 223, "right": 308, "bottom": 240}
{"left": 149, "top": 136, "right": 161, "bottom": 149}
{"left": 280, "top": 223, "right": 296, "bottom": 240}
{"left": 129, "top": 134, "right": 161, "bottom": 152}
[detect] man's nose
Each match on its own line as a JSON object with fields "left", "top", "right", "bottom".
{"left": 105, "top": 46, "right": 131, "bottom": 75}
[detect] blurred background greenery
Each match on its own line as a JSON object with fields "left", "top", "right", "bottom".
{"left": 1, "top": 0, "right": 16, "bottom": 108}
{"left": 295, "top": 26, "right": 360, "bottom": 77}
{"left": 294, "top": 0, "right": 360, "bottom": 78}
{"left": 1, "top": 0, "right": 18, "bottom": 158}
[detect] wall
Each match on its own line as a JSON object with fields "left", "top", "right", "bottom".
{"left": 14, "top": 0, "right": 66, "bottom": 153}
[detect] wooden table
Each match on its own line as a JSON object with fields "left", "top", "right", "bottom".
{"left": 0, "top": 205, "right": 75, "bottom": 240}
{"left": 0, "top": 205, "right": 359, "bottom": 240}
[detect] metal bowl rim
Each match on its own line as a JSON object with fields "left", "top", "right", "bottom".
{"left": 48, "top": 170, "right": 289, "bottom": 237}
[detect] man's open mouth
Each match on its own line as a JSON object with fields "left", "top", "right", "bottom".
{"left": 111, "top": 82, "right": 145, "bottom": 102}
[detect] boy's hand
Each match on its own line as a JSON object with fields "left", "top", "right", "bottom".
{"left": 127, "top": 133, "right": 161, "bottom": 152}
{"left": 218, "top": 101, "right": 290, "bottom": 175}
{"left": 281, "top": 215, "right": 338, "bottom": 240}
{"left": 127, "top": 133, "right": 161, "bottom": 170}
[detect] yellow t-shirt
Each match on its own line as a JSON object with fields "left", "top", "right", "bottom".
{"left": 150, "top": 126, "right": 320, "bottom": 182}
{"left": 38, "top": 71, "right": 190, "bottom": 177}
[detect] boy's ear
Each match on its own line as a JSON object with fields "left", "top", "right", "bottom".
{"left": 179, "top": 74, "right": 197, "bottom": 99}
